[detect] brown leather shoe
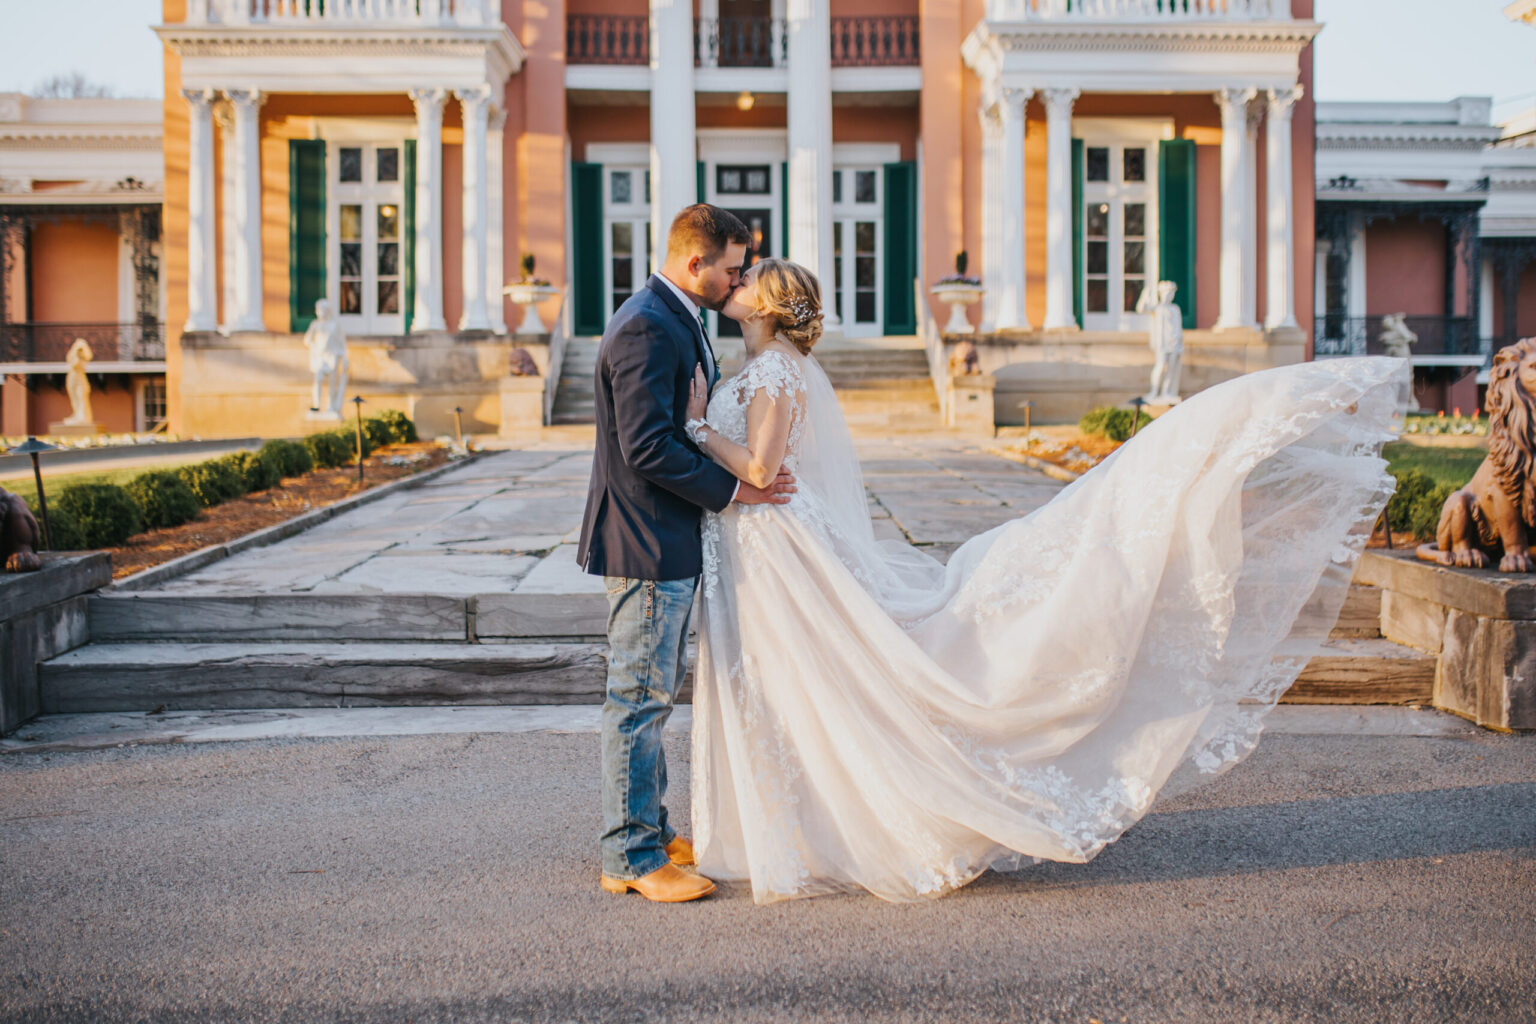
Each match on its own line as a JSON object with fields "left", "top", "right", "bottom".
{"left": 600, "top": 862, "right": 716, "bottom": 902}
{"left": 664, "top": 835, "right": 696, "bottom": 867}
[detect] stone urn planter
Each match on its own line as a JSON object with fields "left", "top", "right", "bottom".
{"left": 930, "top": 282, "right": 984, "bottom": 334}
{"left": 504, "top": 282, "right": 561, "bottom": 336}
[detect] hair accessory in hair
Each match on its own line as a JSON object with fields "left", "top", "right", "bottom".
{"left": 786, "top": 295, "right": 818, "bottom": 327}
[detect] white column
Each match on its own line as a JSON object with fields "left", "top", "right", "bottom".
{"left": 215, "top": 101, "right": 236, "bottom": 330}
{"left": 409, "top": 87, "right": 448, "bottom": 332}
{"left": 183, "top": 87, "right": 218, "bottom": 332}
{"left": 786, "top": 0, "right": 837, "bottom": 328}
{"left": 457, "top": 85, "right": 493, "bottom": 331}
{"left": 226, "top": 88, "right": 265, "bottom": 332}
{"left": 995, "top": 87, "right": 1031, "bottom": 331}
{"left": 1215, "top": 87, "right": 1257, "bottom": 330}
{"left": 978, "top": 100, "right": 1001, "bottom": 333}
{"left": 1242, "top": 98, "right": 1261, "bottom": 329}
{"left": 650, "top": 0, "right": 697, "bottom": 262}
{"left": 1042, "top": 86, "right": 1079, "bottom": 331}
{"left": 1264, "top": 84, "right": 1302, "bottom": 330}
{"left": 487, "top": 103, "right": 508, "bottom": 335}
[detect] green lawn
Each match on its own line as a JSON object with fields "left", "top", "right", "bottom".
{"left": 1382, "top": 442, "right": 1484, "bottom": 490}
{"left": 0, "top": 458, "right": 211, "bottom": 507}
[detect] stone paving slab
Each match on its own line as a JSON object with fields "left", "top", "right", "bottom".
{"left": 137, "top": 438, "right": 1062, "bottom": 600}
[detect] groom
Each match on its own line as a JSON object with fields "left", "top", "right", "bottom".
{"left": 578, "top": 204, "right": 795, "bottom": 903}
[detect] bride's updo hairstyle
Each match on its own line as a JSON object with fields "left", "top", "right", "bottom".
{"left": 750, "top": 258, "right": 823, "bottom": 354}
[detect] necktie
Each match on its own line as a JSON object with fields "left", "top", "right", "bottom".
{"left": 697, "top": 312, "right": 714, "bottom": 381}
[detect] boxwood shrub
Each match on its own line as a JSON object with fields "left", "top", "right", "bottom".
{"left": 228, "top": 449, "right": 281, "bottom": 493}
{"left": 371, "top": 409, "right": 418, "bottom": 444}
{"left": 53, "top": 482, "right": 143, "bottom": 549}
{"left": 1385, "top": 469, "right": 1436, "bottom": 534}
{"left": 178, "top": 456, "right": 247, "bottom": 507}
{"left": 1078, "top": 406, "right": 1151, "bottom": 443}
{"left": 125, "top": 469, "right": 201, "bottom": 530}
{"left": 303, "top": 429, "right": 353, "bottom": 469}
{"left": 260, "top": 438, "right": 314, "bottom": 479}
{"left": 24, "top": 495, "right": 85, "bottom": 551}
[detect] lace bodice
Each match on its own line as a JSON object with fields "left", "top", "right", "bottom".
{"left": 705, "top": 348, "right": 807, "bottom": 471}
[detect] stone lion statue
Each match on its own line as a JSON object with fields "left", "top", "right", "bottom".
{"left": 0, "top": 486, "right": 43, "bottom": 572}
{"left": 1417, "top": 338, "right": 1536, "bottom": 572}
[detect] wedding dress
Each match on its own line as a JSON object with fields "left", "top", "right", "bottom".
{"left": 691, "top": 348, "right": 1408, "bottom": 904}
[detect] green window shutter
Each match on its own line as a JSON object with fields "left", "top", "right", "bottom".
{"left": 780, "top": 162, "right": 788, "bottom": 257}
{"left": 697, "top": 161, "right": 706, "bottom": 204}
{"left": 882, "top": 161, "right": 917, "bottom": 334}
{"left": 571, "top": 161, "right": 606, "bottom": 336}
{"left": 1071, "top": 138, "right": 1084, "bottom": 329}
{"left": 1158, "top": 138, "right": 1197, "bottom": 330}
{"left": 403, "top": 138, "right": 416, "bottom": 332}
{"left": 288, "top": 140, "right": 326, "bottom": 333}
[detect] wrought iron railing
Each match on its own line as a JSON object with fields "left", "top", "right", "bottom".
{"left": 0, "top": 323, "right": 166, "bottom": 364}
{"left": 697, "top": 17, "right": 785, "bottom": 68}
{"left": 830, "top": 17, "right": 920, "bottom": 66}
{"left": 567, "top": 14, "right": 649, "bottom": 65}
{"left": 1313, "top": 315, "right": 1479, "bottom": 360}
{"left": 184, "top": 0, "right": 501, "bottom": 26}
{"left": 987, "top": 0, "right": 1285, "bottom": 19}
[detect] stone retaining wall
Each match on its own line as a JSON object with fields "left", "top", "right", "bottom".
{"left": 0, "top": 554, "right": 110, "bottom": 735}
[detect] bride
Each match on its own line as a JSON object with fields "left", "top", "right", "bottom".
{"left": 682, "top": 257, "right": 1407, "bottom": 904}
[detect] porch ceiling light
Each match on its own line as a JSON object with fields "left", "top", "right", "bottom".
{"left": 736, "top": 90, "right": 755, "bottom": 112}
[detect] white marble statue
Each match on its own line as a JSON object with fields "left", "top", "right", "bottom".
{"left": 304, "top": 299, "right": 349, "bottom": 417}
{"left": 1137, "top": 280, "right": 1184, "bottom": 405}
{"left": 1379, "top": 313, "right": 1420, "bottom": 412}
{"left": 62, "top": 338, "right": 94, "bottom": 425}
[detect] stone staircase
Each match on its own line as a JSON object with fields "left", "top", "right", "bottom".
{"left": 550, "top": 338, "right": 600, "bottom": 425}
{"left": 36, "top": 577, "right": 1431, "bottom": 714}
{"left": 545, "top": 337, "right": 943, "bottom": 432}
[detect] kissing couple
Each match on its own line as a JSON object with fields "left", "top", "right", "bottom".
{"left": 577, "top": 203, "right": 1408, "bottom": 904}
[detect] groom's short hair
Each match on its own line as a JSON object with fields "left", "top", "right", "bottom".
{"left": 667, "top": 204, "right": 752, "bottom": 267}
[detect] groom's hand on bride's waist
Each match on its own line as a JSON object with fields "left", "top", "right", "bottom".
{"left": 735, "top": 468, "right": 796, "bottom": 505}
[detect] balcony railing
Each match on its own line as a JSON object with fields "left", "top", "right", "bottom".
{"left": 567, "top": 14, "right": 648, "bottom": 65}
{"left": 184, "top": 0, "right": 502, "bottom": 27}
{"left": 565, "top": 15, "right": 920, "bottom": 68}
{"left": 0, "top": 323, "right": 166, "bottom": 365}
{"left": 830, "top": 17, "right": 919, "bottom": 66}
{"left": 697, "top": 17, "right": 785, "bottom": 68}
{"left": 987, "top": 0, "right": 1286, "bottom": 20}
{"left": 1313, "top": 316, "right": 1479, "bottom": 360}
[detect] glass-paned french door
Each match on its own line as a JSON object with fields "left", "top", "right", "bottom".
{"left": 1081, "top": 140, "right": 1157, "bottom": 332}
{"left": 330, "top": 141, "right": 405, "bottom": 334}
{"left": 605, "top": 166, "right": 651, "bottom": 315}
{"left": 832, "top": 166, "right": 882, "bottom": 337}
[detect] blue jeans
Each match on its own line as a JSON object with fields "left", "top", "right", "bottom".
{"left": 600, "top": 575, "right": 697, "bottom": 880}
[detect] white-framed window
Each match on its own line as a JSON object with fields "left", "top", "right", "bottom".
{"left": 832, "top": 166, "right": 883, "bottom": 337}
{"left": 604, "top": 165, "right": 650, "bottom": 315}
{"left": 1077, "top": 120, "right": 1170, "bottom": 333}
{"left": 329, "top": 140, "right": 406, "bottom": 335}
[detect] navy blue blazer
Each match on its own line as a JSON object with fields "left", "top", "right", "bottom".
{"left": 577, "top": 275, "right": 740, "bottom": 581}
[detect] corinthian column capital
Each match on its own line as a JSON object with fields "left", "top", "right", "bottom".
{"left": 1267, "top": 83, "right": 1304, "bottom": 118}
{"left": 1041, "top": 87, "right": 1080, "bottom": 117}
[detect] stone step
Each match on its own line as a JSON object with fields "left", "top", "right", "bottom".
{"left": 38, "top": 641, "right": 634, "bottom": 713}
{"left": 88, "top": 592, "right": 609, "bottom": 643}
{"left": 1331, "top": 584, "right": 1382, "bottom": 639}
{"left": 1282, "top": 637, "right": 1436, "bottom": 706}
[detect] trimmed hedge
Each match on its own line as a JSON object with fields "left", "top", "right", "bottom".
{"left": 303, "top": 429, "right": 354, "bottom": 469}
{"left": 1078, "top": 406, "right": 1152, "bottom": 443}
{"left": 24, "top": 495, "right": 85, "bottom": 551}
{"left": 53, "top": 482, "right": 143, "bottom": 549}
{"left": 371, "top": 409, "right": 418, "bottom": 444}
{"left": 125, "top": 470, "right": 201, "bottom": 530}
{"left": 1409, "top": 483, "right": 1456, "bottom": 541}
{"left": 178, "top": 456, "right": 248, "bottom": 507}
{"left": 228, "top": 450, "right": 281, "bottom": 493}
{"left": 1386, "top": 469, "right": 1436, "bottom": 534}
{"left": 260, "top": 438, "right": 314, "bottom": 479}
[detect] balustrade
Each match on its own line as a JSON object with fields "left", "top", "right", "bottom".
{"left": 987, "top": 0, "right": 1283, "bottom": 19}
{"left": 1313, "top": 316, "right": 1479, "bottom": 360}
{"left": 567, "top": 14, "right": 649, "bottom": 65}
{"left": 830, "top": 17, "right": 919, "bottom": 67}
{"left": 0, "top": 323, "right": 166, "bottom": 365}
{"left": 185, "top": 0, "right": 500, "bottom": 26}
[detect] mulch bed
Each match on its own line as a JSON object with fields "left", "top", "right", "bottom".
{"left": 104, "top": 442, "right": 453, "bottom": 580}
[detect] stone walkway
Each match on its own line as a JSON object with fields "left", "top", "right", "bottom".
{"left": 137, "top": 438, "right": 1066, "bottom": 598}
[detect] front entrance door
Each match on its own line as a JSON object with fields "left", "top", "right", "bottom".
{"left": 831, "top": 166, "right": 883, "bottom": 337}
{"left": 1079, "top": 136, "right": 1158, "bottom": 332}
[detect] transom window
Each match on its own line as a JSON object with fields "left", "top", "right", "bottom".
{"left": 716, "top": 164, "right": 772, "bottom": 195}
{"left": 330, "top": 141, "right": 405, "bottom": 334}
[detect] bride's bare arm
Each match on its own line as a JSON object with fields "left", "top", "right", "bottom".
{"left": 686, "top": 365, "right": 800, "bottom": 489}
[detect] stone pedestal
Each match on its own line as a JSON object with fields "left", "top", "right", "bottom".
{"left": 498, "top": 376, "right": 545, "bottom": 437}
{"left": 945, "top": 374, "right": 996, "bottom": 436}
{"left": 1355, "top": 550, "right": 1536, "bottom": 730}
{"left": 0, "top": 552, "right": 109, "bottom": 734}
{"left": 46, "top": 423, "right": 106, "bottom": 437}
